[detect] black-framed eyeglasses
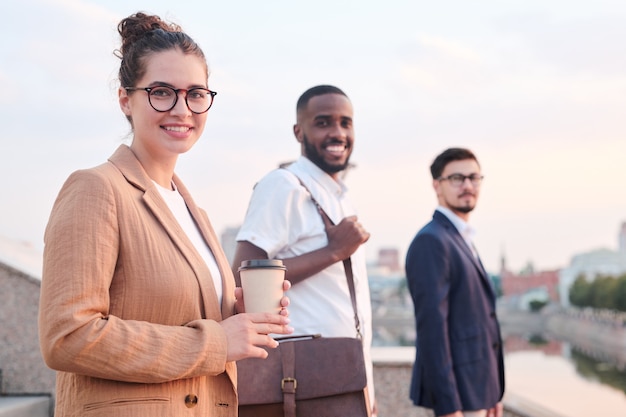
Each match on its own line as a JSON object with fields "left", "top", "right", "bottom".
{"left": 438, "top": 173, "right": 484, "bottom": 187}
{"left": 125, "top": 86, "right": 217, "bottom": 114}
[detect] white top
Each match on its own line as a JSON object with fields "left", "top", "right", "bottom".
{"left": 236, "top": 156, "right": 375, "bottom": 405}
{"left": 154, "top": 181, "right": 223, "bottom": 304}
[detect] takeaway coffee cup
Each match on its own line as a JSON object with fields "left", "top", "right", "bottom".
{"left": 238, "top": 259, "right": 287, "bottom": 314}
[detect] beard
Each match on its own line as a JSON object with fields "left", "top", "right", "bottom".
{"left": 448, "top": 192, "right": 476, "bottom": 214}
{"left": 452, "top": 204, "right": 474, "bottom": 214}
{"left": 303, "top": 134, "right": 351, "bottom": 175}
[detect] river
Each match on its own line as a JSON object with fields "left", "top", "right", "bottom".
{"left": 498, "top": 307, "right": 626, "bottom": 416}
{"left": 504, "top": 340, "right": 626, "bottom": 417}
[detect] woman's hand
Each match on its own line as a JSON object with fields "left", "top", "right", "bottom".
{"left": 220, "top": 311, "right": 293, "bottom": 362}
{"left": 226, "top": 280, "right": 292, "bottom": 362}
{"left": 235, "top": 280, "right": 291, "bottom": 315}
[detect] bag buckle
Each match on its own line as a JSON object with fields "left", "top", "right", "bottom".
{"left": 281, "top": 377, "right": 297, "bottom": 392}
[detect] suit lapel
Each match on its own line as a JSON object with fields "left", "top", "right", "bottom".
{"left": 433, "top": 211, "right": 495, "bottom": 299}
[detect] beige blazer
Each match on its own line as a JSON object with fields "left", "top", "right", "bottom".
{"left": 39, "top": 145, "right": 238, "bottom": 417}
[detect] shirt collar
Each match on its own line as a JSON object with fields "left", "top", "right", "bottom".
{"left": 294, "top": 156, "right": 348, "bottom": 196}
{"left": 436, "top": 206, "right": 476, "bottom": 240}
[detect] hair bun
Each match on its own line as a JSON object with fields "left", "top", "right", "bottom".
{"left": 114, "top": 11, "right": 206, "bottom": 92}
{"left": 116, "top": 12, "right": 181, "bottom": 58}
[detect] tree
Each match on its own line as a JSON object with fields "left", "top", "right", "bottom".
{"left": 590, "top": 276, "right": 618, "bottom": 310}
{"left": 529, "top": 299, "right": 548, "bottom": 312}
{"left": 614, "top": 274, "right": 626, "bottom": 312}
{"left": 569, "top": 275, "right": 590, "bottom": 307}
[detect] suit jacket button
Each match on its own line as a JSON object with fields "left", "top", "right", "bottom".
{"left": 185, "top": 394, "right": 198, "bottom": 408}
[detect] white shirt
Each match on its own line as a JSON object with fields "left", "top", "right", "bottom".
{"left": 236, "top": 156, "right": 375, "bottom": 405}
{"left": 436, "top": 206, "right": 478, "bottom": 259}
{"left": 154, "top": 181, "right": 223, "bottom": 304}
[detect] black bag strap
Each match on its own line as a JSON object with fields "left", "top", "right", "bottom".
{"left": 282, "top": 168, "right": 362, "bottom": 339}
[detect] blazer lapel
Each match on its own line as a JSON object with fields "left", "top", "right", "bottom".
{"left": 108, "top": 145, "right": 224, "bottom": 320}
{"left": 433, "top": 211, "right": 495, "bottom": 299}
{"left": 174, "top": 175, "right": 235, "bottom": 319}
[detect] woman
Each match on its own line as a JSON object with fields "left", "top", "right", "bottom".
{"left": 38, "top": 12, "right": 292, "bottom": 417}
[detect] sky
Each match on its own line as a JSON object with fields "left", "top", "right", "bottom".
{"left": 1, "top": 0, "right": 625, "bottom": 274}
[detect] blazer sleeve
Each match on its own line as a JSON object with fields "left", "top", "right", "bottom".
{"left": 39, "top": 169, "right": 229, "bottom": 384}
{"left": 406, "top": 231, "right": 463, "bottom": 414}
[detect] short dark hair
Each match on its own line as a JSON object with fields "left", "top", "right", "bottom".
{"left": 430, "top": 148, "right": 479, "bottom": 179}
{"left": 296, "top": 85, "right": 348, "bottom": 113}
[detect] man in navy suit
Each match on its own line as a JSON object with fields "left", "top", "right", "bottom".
{"left": 405, "top": 148, "right": 504, "bottom": 417}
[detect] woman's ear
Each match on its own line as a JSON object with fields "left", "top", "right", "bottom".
{"left": 118, "top": 87, "right": 132, "bottom": 117}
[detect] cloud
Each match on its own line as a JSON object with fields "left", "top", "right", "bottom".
{"left": 396, "top": 35, "right": 487, "bottom": 94}
{"left": 495, "top": 13, "right": 626, "bottom": 76}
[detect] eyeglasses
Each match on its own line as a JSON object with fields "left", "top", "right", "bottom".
{"left": 438, "top": 173, "right": 484, "bottom": 187}
{"left": 125, "top": 86, "right": 217, "bottom": 114}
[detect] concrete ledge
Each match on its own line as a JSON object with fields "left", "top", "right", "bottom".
{"left": 372, "top": 345, "right": 414, "bottom": 364}
{"left": 371, "top": 347, "right": 565, "bottom": 417}
{"left": 503, "top": 392, "right": 568, "bottom": 417}
{"left": 0, "top": 396, "right": 50, "bottom": 417}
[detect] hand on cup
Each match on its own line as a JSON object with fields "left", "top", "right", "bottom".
{"left": 226, "top": 259, "right": 292, "bottom": 361}
{"left": 234, "top": 281, "right": 290, "bottom": 316}
{"left": 238, "top": 259, "right": 288, "bottom": 314}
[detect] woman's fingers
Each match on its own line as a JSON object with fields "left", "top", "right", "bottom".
{"left": 221, "top": 312, "right": 294, "bottom": 361}
{"left": 249, "top": 312, "right": 293, "bottom": 335}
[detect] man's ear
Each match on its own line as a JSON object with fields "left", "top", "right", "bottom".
{"left": 432, "top": 179, "right": 442, "bottom": 196}
{"left": 293, "top": 123, "right": 303, "bottom": 143}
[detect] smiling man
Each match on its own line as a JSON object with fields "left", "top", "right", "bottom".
{"left": 405, "top": 148, "right": 505, "bottom": 417}
{"left": 232, "top": 85, "right": 376, "bottom": 415}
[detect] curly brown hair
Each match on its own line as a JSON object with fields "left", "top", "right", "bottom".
{"left": 114, "top": 12, "right": 207, "bottom": 89}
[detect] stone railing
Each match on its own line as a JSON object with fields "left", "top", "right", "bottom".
{"left": 371, "top": 347, "right": 565, "bottom": 417}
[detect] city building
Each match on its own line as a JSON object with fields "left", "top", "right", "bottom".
{"left": 559, "top": 222, "right": 626, "bottom": 307}
{"left": 499, "top": 222, "right": 626, "bottom": 309}
{"left": 500, "top": 263, "right": 560, "bottom": 309}
{"left": 376, "top": 247, "right": 402, "bottom": 273}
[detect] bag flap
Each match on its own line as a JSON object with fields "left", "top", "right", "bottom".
{"left": 237, "top": 337, "right": 366, "bottom": 405}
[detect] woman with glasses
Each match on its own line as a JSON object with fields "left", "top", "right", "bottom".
{"left": 38, "top": 12, "right": 292, "bottom": 417}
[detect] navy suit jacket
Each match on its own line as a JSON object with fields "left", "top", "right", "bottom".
{"left": 405, "top": 210, "right": 504, "bottom": 416}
